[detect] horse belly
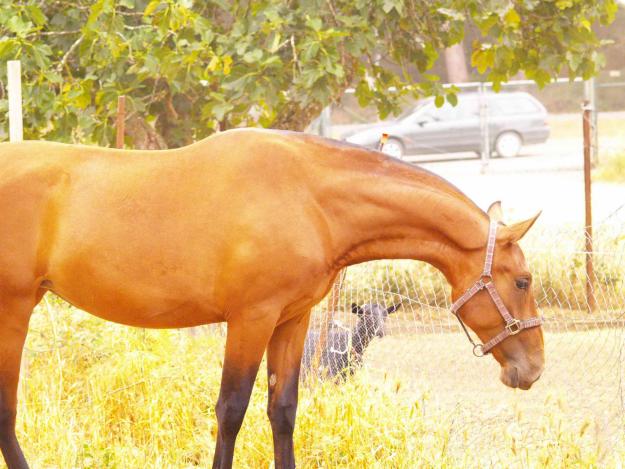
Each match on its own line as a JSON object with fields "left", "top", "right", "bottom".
{"left": 46, "top": 272, "right": 224, "bottom": 328}
{"left": 46, "top": 234, "right": 226, "bottom": 328}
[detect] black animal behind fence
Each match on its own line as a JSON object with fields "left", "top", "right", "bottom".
{"left": 302, "top": 302, "right": 402, "bottom": 379}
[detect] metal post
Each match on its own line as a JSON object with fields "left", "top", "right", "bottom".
{"left": 7, "top": 60, "right": 23, "bottom": 142}
{"left": 582, "top": 101, "right": 596, "bottom": 313}
{"left": 591, "top": 79, "right": 598, "bottom": 166}
{"left": 479, "top": 83, "right": 490, "bottom": 173}
{"left": 319, "top": 106, "right": 332, "bottom": 138}
{"left": 116, "top": 95, "right": 126, "bottom": 149}
{"left": 584, "top": 78, "right": 598, "bottom": 165}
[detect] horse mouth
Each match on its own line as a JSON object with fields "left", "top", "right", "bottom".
{"left": 500, "top": 365, "right": 541, "bottom": 390}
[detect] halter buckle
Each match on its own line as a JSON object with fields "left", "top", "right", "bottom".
{"left": 505, "top": 319, "right": 522, "bottom": 335}
{"left": 472, "top": 344, "right": 485, "bottom": 357}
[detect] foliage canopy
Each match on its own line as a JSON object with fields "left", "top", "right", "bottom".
{"left": 0, "top": 0, "right": 618, "bottom": 147}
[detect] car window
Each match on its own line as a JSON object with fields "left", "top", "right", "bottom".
{"left": 427, "top": 102, "right": 458, "bottom": 121}
{"left": 398, "top": 100, "right": 431, "bottom": 120}
{"left": 491, "top": 95, "right": 541, "bottom": 115}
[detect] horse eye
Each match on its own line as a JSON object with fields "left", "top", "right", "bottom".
{"left": 515, "top": 278, "right": 530, "bottom": 290}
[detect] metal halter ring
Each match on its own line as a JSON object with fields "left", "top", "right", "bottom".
{"left": 473, "top": 344, "right": 485, "bottom": 357}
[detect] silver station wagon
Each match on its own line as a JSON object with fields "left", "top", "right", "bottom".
{"left": 343, "top": 91, "right": 550, "bottom": 159}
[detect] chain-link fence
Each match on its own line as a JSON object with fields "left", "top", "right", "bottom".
{"left": 300, "top": 214, "right": 625, "bottom": 465}
{"left": 301, "top": 79, "right": 625, "bottom": 464}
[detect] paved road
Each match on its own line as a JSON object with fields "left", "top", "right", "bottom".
{"left": 406, "top": 139, "right": 625, "bottom": 228}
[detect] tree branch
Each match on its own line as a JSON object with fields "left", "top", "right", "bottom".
{"left": 28, "top": 29, "right": 81, "bottom": 38}
{"left": 56, "top": 35, "right": 84, "bottom": 73}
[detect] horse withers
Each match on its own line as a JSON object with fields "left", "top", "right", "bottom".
{"left": 0, "top": 129, "right": 543, "bottom": 469}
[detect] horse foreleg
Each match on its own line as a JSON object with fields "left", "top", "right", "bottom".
{"left": 212, "top": 316, "right": 277, "bottom": 469}
{"left": 266, "top": 312, "right": 311, "bottom": 469}
{"left": 0, "top": 295, "right": 37, "bottom": 469}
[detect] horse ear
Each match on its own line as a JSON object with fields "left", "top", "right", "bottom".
{"left": 497, "top": 211, "right": 541, "bottom": 244}
{"left": 487, "top": 201, "right": 504, "bottom": 223}
{"left": 351, "top": 303, "right": 363, "bottom": 315}
{"left": 386, "top": 302, "right": 402, "bottom": 315}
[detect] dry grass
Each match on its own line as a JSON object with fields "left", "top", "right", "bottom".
{"left": 20, "top": 299, "right": 454, "bottom": 469}
{"left": 14, "top": 297, "right": 625, "bottom": 468}
{"left": 594, "top": 151, "right": 625, "bottom": 183}
{"left": 547, "top": 114, "right": 625, "bottom": 141}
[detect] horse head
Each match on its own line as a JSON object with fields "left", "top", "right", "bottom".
{"left": 451, "top": 202, "right": 544, "bottom": 390}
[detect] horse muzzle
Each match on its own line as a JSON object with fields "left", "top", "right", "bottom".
{"left": 499, "top": 359, "right": 544, "bottom": 390}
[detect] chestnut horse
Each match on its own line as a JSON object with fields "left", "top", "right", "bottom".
{"left": 0, "top": 129, "right": 544, "bottom": 469}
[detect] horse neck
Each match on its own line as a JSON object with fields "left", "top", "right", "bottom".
{"left": 322, "top": 157, "right": 489, "bottom": 288}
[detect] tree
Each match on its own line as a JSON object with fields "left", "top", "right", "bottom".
{"left": 0, "top": 0, "right": 619, "bottom": 148}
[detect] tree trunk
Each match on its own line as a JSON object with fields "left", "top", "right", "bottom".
{"left": 125, "top": 115, "right": 168, "bottom": 150}
{"left": 444, "top": 42, "right": 469, "bottom": 84}
{"left": 272, "top": 102, "right": 323, "bottom": 132}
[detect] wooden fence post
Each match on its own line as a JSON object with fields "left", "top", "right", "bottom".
{"left": 583, "top": 101, "right": 596, "bottom": 313}
{"left": 116, "top": 95, "right": 126, "bottom": 149}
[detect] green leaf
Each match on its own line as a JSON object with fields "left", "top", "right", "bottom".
{"left": 382, "top": 0, "right": 404, "bottom": 15}
{"left": 580, "top": 19, "right": 591, "bottom": 32}
{"left": 26, "top": 5, "right": 47, "bottom": 27}
{"left": 144, "top": 0, "right": 162, "bottom": 17}
{"left": 306, "top": 17, "right": 322, "bottom": 31}
{"left": 422, "top": 73, "right": 440, "bottom": 82}
{"left": 446, "top": 93, "right": 458, "bottom": 106}
{"left": 242, "top": 49, "right": 263, "bottom": 63}
{"left": 7, "top": 16, "right": 33, "bottom": 36}
{"left": 555, "top": 0, "right": 573, "bottom": 10}
{"left": 504, "top": 9, "right": 521, "bottom": 28}
{"left": 471, "top": 47, "right": 494, "bottom": 74}
{"left": 434, "top": 95, "right": 444, "bottom": 108}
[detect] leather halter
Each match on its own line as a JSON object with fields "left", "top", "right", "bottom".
{"left": 450, "top": 221, "right": 543, "bottom": 357}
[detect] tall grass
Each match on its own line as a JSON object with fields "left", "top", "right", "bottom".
{"left": 17, "top": 299, "right": 619, "bottom": 468}
{"left": 21, "top": 300, "right": 457, "bottom": 468}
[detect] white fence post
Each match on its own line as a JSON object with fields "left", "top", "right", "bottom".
{"left": 7, "top": 60, "right": 23, "bottom": 142}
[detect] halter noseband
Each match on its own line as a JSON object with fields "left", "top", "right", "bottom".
{"left": 450, "top": 220, "right": 543, "bottom": 357}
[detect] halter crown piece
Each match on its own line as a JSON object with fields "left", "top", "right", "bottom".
{"left": 450, "top": 220, "right": 543, "bottom": 357}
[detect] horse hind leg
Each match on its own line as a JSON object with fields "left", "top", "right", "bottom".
{"left": 266, "top": 311, "right": 312, "bottom": 469}
{"left": 0, "top": 292, "right": 41, "bottom": 469}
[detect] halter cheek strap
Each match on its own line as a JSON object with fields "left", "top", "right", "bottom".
{"left": 450, "top": 221, "right": 543, "bottom": 357}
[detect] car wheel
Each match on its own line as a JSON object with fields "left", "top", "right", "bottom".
{"left": 381, "top": 138, "right": 404, "bottom": 159}
{"left": 495, "top": 131, "right": 522, "bottom": 158}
